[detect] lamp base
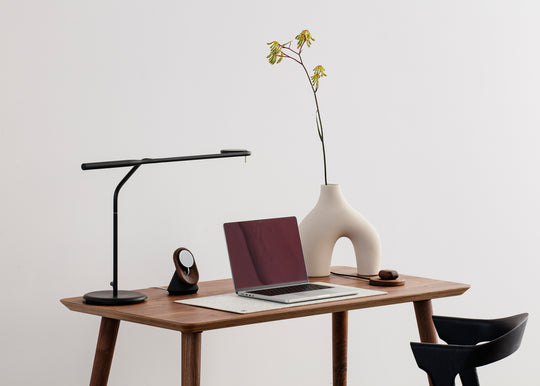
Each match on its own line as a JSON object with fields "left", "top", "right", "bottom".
{"left": 83, "top": 290, "right": 147, "bottom": 305}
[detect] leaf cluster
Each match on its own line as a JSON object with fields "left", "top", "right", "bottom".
{"left": 266, "top": 29, "right": 326, "bottom": 89}
{"left": 311, "top": 65, "right": 326, "bottom": 89}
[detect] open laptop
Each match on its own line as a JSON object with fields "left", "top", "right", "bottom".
{"left": 223, "top": 216, "right": 359, "bottom": 304}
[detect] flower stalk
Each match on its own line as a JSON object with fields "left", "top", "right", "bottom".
{"left": 267, "top": 30, "right": 328, "bottom": 185}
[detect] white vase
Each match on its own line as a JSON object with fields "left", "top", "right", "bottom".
{"left": 299, "top": 184, "right": 381, "bottom": 277}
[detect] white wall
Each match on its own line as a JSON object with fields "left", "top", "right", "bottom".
{"left": 1, "top": 1, "right": 539, "bottom": 385}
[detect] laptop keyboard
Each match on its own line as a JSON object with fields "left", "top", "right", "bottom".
{"left": 249, "top": 283, "right": 330, "bottom": 296}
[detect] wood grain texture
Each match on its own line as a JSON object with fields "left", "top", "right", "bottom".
{"left": 181, "top": 332, "right": 201, "bottom": 386}
{"left": 173, "top": 248, "right": 199, "bottom": 286}
{"left": 61, "top": 267, "right": 468, "bottom": 386}
{"left": 413, "top": 300, "right": 438, "bottom": 386}
{"left": 413, "top": 300, "right": 438, "bottom": 344}
{"left": 60, "top": 267, "right": 470, "bottom": 334}
{"left": 332, "top": 311, "right": 348, "bottom": 386}
{"left": 90, "top": 317, "right": 120, "bottom": 386}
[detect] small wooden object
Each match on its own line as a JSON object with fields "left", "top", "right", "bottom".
{"left": 368, "top": 269, "right": 404, "bottom": 286}
{"left": 368, "top": 276, "right": 405, "bottom": 286}
{"left": 167, "top": 248, "right": 199, "bottom": 295}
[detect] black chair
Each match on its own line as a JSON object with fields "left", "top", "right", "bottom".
{"left": 410, "top": 313, "right": 528, "bottom": 386}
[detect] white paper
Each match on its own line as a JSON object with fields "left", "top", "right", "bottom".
{"left": 175, "top": 286, "right": 386, "bottom": 314}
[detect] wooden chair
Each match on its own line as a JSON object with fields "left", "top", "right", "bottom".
{"left": 410, "top": 313, "right": 528, "bottom": 386}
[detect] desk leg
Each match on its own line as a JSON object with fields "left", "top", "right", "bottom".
{"left": 332, "top": 311, "right": 348, "bottom": 386}
{"left": 413, "top": 300, "right": 437, "bottom": 343}
{"left": 90, "top": 317, "right": 120, "bottom": 386}
{"left": 181, "top": 332, "right": 202, "bottom": 386}
{"left": 413, "top": 300, "right": 438, "bottom": 386}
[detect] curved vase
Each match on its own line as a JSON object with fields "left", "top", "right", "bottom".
{"left": 299, "top": 184, "right": 381, "bottom": 277}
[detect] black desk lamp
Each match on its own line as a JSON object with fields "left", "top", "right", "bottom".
{"left": 81, "top": 149, "right": 251, "bottom": 305}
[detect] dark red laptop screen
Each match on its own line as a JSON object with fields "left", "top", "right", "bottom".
{"left": 224, "top": 217, "right": 308, "bottom": 290}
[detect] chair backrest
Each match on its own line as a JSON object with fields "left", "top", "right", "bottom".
{"left": 434, "top": 313, "right": 528, "bottom": 368}
{"left": 469, "top": 313, "right": 528, "bottom": 368}
{"left": 411, "top": 313, "right": 528, "bottom": 386}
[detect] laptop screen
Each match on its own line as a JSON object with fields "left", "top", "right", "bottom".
{"left": 224, "top": 217, "right": 308, "bottom": 291}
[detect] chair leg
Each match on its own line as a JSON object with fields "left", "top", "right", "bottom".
{"left": 426, "top": 371, "right": 459, "bottom": 386}
{"left": 459, "top": 368, "right": 480, "bottom": 386}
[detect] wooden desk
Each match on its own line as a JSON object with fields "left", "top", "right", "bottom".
{"left": 61, "top": 267, "right": 469, "bottom": 386}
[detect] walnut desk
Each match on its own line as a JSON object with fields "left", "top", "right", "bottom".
{"left": 61, "top": 266, "right": 469, "bottom": 386}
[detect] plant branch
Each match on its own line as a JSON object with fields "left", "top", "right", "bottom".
{"left": 268, "top": 31, "right": 328, "bottom": 185}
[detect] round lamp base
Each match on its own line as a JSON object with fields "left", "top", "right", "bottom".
{"left": 83, "top": 290, "right": 147, "bottom": 305}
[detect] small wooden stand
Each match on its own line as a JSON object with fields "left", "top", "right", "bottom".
{"left": 167, "top": 248, "right": 199, "bottom": 295}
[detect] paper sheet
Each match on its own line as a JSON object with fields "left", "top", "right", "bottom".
{"left": 176, "top": 286, "right": 386, "bottom": 314}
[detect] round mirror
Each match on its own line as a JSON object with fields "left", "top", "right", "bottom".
{"left": 179, "top": 249, "right": 194, "bottom": 269}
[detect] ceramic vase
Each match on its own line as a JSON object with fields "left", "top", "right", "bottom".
{"left": 299, "top": 184, "right": 381, "bottom": 277}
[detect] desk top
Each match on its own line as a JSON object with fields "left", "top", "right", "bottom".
{"left": 61, "top": 267, "right": 470, "bottom": 333}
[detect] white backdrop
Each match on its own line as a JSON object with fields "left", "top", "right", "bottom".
{"left": 1, "top": 1, "right": 539, "bottom": 385}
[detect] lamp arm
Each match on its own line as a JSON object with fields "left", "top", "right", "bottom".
{"left": 82, "top": 150, "right": 251, "bottom": 170}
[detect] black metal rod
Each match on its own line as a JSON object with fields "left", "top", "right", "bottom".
{"left": 111, "top": 164, "right": 141, "bottom": 297}
{"left": 82, "top": 150, "right": 251, "bottom": 170}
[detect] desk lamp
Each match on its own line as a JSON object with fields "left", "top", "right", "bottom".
{"left": 81, "top": 149, "right": 251, "bottom": 305}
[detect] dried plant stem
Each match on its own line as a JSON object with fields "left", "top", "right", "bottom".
{"left": 282, "top": 45, "right": 328, "bottom": 185}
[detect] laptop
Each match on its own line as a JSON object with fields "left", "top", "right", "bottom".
{"left": 223, "top": 216, "right": 359, "bottom": 304}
